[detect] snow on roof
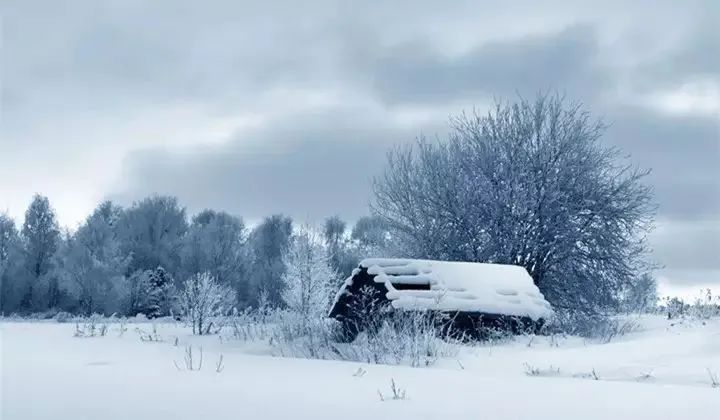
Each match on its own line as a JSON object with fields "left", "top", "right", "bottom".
{"left": 338, "top": 258, "right": 552, "bottom": 320}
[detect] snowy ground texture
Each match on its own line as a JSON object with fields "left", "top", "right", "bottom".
{"left": 2, "top": 315, "right": 719, "bottom": 420}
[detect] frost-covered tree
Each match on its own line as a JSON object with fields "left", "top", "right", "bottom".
{"left": 622, "top": 273, "right": 658, "bottom": 313}
{"left": 247, "top": 214, "right": 293, "bottom": 307}
{"left": 20, "top": 194, "right": 61, "bottom": 311}
{"left": 179, "top": 272, "right": 236, "bottom": 335}
{"left": 282, "top": 226, "right": 336, "bottom": 321}
{"left": 373, "top": 94, "right": 655, "bottom": 315}
{"left": 144, "top": 266, "right": 177, "bottom": 318}
{"left": 55, "top": 201, "right": 129, "bottom": 315}
{"left": 124, "top": 269, "right": 153, "bottom": 316}
{"left": 117, "top": 195, "right": 187, "bottom": 277}
{"left": 121, "top": 267, "right": 177, "bottom": 317}
{"left": 0, "top": 214, "right": 24, "bottom": 313}
{"left": 351, "top": 215, "right": 394, "bottom": 258}
{"left": 322, "top": 216, "right": 356, "bottom": 283}
{"left": 181, "top": 210, "right": 247, "bottom": 301}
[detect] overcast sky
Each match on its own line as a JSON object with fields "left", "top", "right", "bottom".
{"left": 2, "top": 0, "right": 718, "bottom": 296}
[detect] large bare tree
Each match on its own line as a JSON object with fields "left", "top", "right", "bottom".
{"left": 373, "top": 94, "right": 655, "bottom": 314}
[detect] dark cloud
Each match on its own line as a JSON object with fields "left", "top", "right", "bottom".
{"left": 372, "top": 25, "right": 607, "bottom": 105}
{"left": 602, "top": 108, "right": 720, "bottom": 221}
{"left": 109, "top": 107, "right": 445, "bottom": 222}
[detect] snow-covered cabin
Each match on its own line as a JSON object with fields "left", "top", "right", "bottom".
{"left": 328, "top": 258, "right": 553, "bottom": 340}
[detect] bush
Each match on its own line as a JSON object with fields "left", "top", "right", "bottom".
{"left": 73, "top": 314, "right": 109, "bottom": 337}
{"left": 179, "top": 272, "right": 236, "bottom": 335}
{"left": 268, "top": 309, "right": 460, "bottom": 367}
{"left": 660, "top": 290, "right": 720, "bottom": 321}
{"left": 546, "top": 309, "right": 639, "bottom": 342}
{"left": 54, "top": 311, "right": 73, "bottom": 323}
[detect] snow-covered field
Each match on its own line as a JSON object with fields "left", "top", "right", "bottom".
{"left": 2, "top": 316, "right": 719, "bottom": 420}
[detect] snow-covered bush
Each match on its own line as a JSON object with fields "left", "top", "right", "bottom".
{"left": 688, "top": 289, "right": 720, "bottom": 319}
{"left": 523, "top": 363, "right": 561, "bottom": 377}
{"left": 354, "top": 311, "right": 460, "bottom": 367}
{"left": 269, "top": 309, "right": 460, "bottom": 367}
{"left": 54, "top": 311, "right": 73, "bottom": 323}
{"left": 270, "top": 310, "right": 342, "bottom": 360}
{"left": 135, "top": 323, "right": 163, "bottom": 342}
{"left": 660, "top": 290, "right": 720, "bottom": 321}
{"left": 546, "top": 309, "right": 639, "bottom": 341}
{"left": 229, "top": 308, "right": 274, "bottom": 341}
{"left": 73, "top": 314, "right": 109, "bottom": 337}
{"left": 179, "top": 272, "right": 236, "bottom": 335}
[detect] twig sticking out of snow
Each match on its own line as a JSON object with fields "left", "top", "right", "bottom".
{"left": 174, "top": 345, "right": 203, "bottom": 371}
{"left": 136, "top": 324, "right": 162, "bottom": 342}
{"left": 117, "top": 322, "right": 127, "bottom": 337}
{"left": 523, "top": 363, "right": 560, "bottom": 377}
{"left": 378, "top": 378, "right": 407, "bottom": 401}
{"left": 352, "top": 367, "right": 367, "bottom": 377}
{"left": 635, "top": 370, "right": 654, "bottom": 382}
{"left": 549, "top": 333, "right": 564, "bottom": 347}
{"left": 73, "top": 316, "right": 109, "bottom": 338}
{"left": 215, "top": 354, "right": 224, "bottom": 373}
{"left": 524, "top": 363, "right": 540, "bottom": 376}
{"left": 707, "top": 368, "right": 719, "bottom": 388}
{"left": 572, "top": 368, "right": 601, "bottom": 380}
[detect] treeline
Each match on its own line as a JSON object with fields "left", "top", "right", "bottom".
{"left": 0, "top": 194, "right": 393, "bottom": 316}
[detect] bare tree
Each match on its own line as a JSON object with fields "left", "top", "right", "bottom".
{"left": 373, "top": 93, "right": 655, "bottom": 316}
{"left": 179, "top": 272, "right": 236, "bottom": 335}
{"left": 622, "top": 273, "right": 658, "bottom": 313}
{"left": 281, "top": 226, "right": 336, "bottom": 322}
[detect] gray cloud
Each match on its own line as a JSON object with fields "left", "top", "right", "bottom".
{"left": 634, "top": 12, "right": 720, "bottom": 91}
{"left": 602, "top": 108, "right": 720, "bottom": 221}
{"left": 372, "top": 25, "right": 607, "bottom": 105}
{"left": 109, "top": 107, "right": 445, "bottom": 222}
{"left": 652, "top": 219, "right": 720, "bottom": 272}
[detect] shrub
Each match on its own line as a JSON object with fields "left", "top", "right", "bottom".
{"left": 546, "top": 309, "right": 639, "bottom": 342}
{"left": 179, "top": 272, "right": 236, "bottom": 335}
{"left": 268, "top": 309, "right": 460, "bottom": 367}
{"left": 54, "top": 311, "right": 73, "bottom": 323}
{"left": 73, "top": 314, "right": 108, "bottom": 337}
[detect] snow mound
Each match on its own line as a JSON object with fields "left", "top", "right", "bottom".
{"left": 357, "top": 258, "right": 553, "bottom": 320}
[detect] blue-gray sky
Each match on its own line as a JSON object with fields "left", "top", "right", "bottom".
{"left": 2, "top": 0, "right": 718, "bottom": 296}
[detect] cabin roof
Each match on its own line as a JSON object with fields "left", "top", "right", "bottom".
{"left": 331, "top": 258, "right": 553, "bottom": 321}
